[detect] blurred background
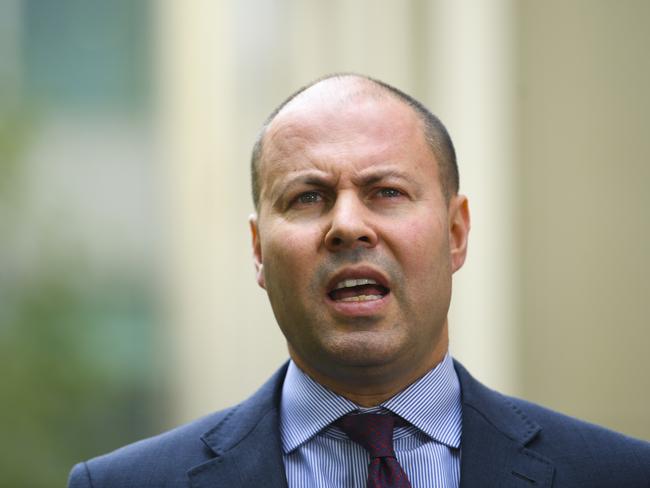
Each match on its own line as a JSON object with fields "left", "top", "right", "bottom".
{"left": 1, "top": 0, "right": 649, "bottom": 486}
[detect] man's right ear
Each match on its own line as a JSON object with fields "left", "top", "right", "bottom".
{"left": 249, "top": 213, "right": 266, "bottom": 289}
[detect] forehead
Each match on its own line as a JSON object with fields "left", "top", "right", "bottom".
{"left": 260, "top": 82, "right": 433, "bottom": 183}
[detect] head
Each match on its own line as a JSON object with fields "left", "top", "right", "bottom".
{"left": 249, "top": 74, "right": 470, "bottom": 403}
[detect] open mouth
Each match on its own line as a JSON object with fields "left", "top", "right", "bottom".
{"left": 328, "top": 278, "right": 390, "bottom": 302}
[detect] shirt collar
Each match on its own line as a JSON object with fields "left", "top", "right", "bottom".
{"left": 280, "top": 353, "right": 461, "bottom": 454}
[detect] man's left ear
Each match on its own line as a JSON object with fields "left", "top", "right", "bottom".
{"left": 448, "top": 195, "right": 470, "bottom": 273}
{"left": 249, "top": 213, "right": 266, "bottom": 289}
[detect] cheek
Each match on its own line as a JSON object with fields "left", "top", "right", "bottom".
{"left": 389, "top": 218, "right": 452, "bottom": 301}
{"left": 389, "top": 216, "right": 449, "bottom": 265}
{"left": 261, "top": 225, "right": 322, "bottom": 282}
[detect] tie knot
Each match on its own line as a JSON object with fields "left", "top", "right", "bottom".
{"left": 336, "top": 413, "right": 399, "bottom": 459}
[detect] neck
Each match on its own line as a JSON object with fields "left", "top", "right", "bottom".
{"left": 290, "top": 337, "right": 449, "bottom": 407}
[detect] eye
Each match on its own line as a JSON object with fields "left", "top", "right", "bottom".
{"left": 294, "top": 191, "right": 323, "bottom": 205}
{"left": 377, "top": 187, "right": 403, "bottom": 198}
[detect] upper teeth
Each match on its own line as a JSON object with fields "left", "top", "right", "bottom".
{"left": 335, "top": 278, "right": 377, "bottom": 290}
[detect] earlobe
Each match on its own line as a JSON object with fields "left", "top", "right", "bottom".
{"left": 249, "top": 213, "right": 266, "bottom": 289}
{"left": 448, "top": 195, "right": 470, "bottom": 273}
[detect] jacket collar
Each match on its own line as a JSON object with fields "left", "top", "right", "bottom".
{"left": 187, "top": 360, "right": 555, "bottom": 488}
{"left": 187, "top": 364, "right": 289, "bottom": 488}
{"left": 454, "top": 360, "right": 555, "bottom": 487}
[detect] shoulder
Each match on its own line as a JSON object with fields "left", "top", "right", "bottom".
{"left": 68, "top": 407, "right": 234, "bottom": 488}
{"left": 509, "top": 396, "right": 650, "bottom": 485}
{"left": 454, "top": 360, "right": 650, "bottom": 485}
{"left": 509, "top": 395, "right": 650, "bottom": 460}
{"left": 68, "top": 363, "right": 289, "bottom": 488}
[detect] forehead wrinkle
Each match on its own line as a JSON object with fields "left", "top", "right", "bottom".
{"left": 261, "top": 112, "right": 342, "bottom": 179}
{"left": 263, "top": 124, "right": 362, "bottom": 182}
{"left": 259, "top": 121, "right": 313, "bottom": 201}
{"left": 268, "top": 168, "right": 334, "bottom": 194}
{"left": 264, "top": 120, "right": 310, "bottom": 165}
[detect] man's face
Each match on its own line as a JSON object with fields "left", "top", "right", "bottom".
{"left": 250, "top": 83, "right": 470, "bottom": 389}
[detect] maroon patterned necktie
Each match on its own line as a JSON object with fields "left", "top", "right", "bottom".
{"left": 336, "top": 413, "right": 412, "bottom": 488}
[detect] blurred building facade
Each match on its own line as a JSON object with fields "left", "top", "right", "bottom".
{"left": 1, "top": 1, "right": 648, "bottom": 486}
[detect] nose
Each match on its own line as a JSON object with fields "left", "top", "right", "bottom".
{"left": 324, "top": 193, "right": 378, "bottom": 251}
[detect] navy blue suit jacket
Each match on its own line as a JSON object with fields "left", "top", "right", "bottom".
{"left": 68, "top": 361, "right": 650, "bottom": 487}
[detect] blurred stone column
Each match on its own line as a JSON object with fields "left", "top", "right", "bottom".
{"left": 156, "top": 0, "right": 285, "bottom": 423}
{"left": 427, "top": 0, "right": 519, "bottom": 396}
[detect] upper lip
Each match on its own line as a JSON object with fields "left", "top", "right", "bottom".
{"left": 325, "top": 266, "right": 391, "bottom": 294}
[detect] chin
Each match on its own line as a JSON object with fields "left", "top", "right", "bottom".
{"left": 324, "top": 337, "right": 404, "bottom": 368}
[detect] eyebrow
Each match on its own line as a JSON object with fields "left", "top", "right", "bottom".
{"left": 352, "top": 168, "right": 416, "bottom": 187}
{"left": 267, "top": 170, "right": 334, "bottom": 204}
{"left": 275, "top": 170, "right": 335, "bottom": 190}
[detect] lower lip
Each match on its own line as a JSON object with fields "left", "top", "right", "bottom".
{"left": 326, "top": 292, "right": 391, "bottom": 317}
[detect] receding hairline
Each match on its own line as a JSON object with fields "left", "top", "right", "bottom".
{"left": 251, "top": 73, "right": 458, "bottom": 209}
{"left": 268, "top": 76, "right": 394, "bottom": 120}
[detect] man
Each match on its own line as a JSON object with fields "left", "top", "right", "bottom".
{"left": 69, "top": 74, "right": 650, "bottom": 487}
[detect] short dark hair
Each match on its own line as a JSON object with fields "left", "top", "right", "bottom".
{"left": 250, "top": 73, "right": 459, "bottom": 209}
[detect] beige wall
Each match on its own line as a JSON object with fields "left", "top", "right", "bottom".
{"left": 517, "top": 0, "right": 650, "bottom": 439}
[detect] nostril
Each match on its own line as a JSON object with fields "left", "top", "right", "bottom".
{"left": 358, "top": 236, "right": 370, "bottom": 243}
{"left": 332, "top": 237, "right": 343, "bottom": 246}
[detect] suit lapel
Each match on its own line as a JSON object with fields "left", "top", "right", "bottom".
{"left": 187, "top": 364, "right": 289, "bottom": 488}
{"left": 185, "top": 360, "right": 556, "bottom": 487}
{"left": 455, "top": 361, "right": 555, "bottom": 487}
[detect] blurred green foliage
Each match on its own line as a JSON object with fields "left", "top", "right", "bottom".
{"left": 0, "top": 104, "right": 162, "bottom": 486}
{"left": 0, "top": 270, "right": 160, "bottom": 487}
{"left": 0, "top": 1, "right": 159, "bottom": 486}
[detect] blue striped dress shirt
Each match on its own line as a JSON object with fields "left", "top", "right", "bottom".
{"left": 280, "top": 353, "right": 462, "bottom": 488}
